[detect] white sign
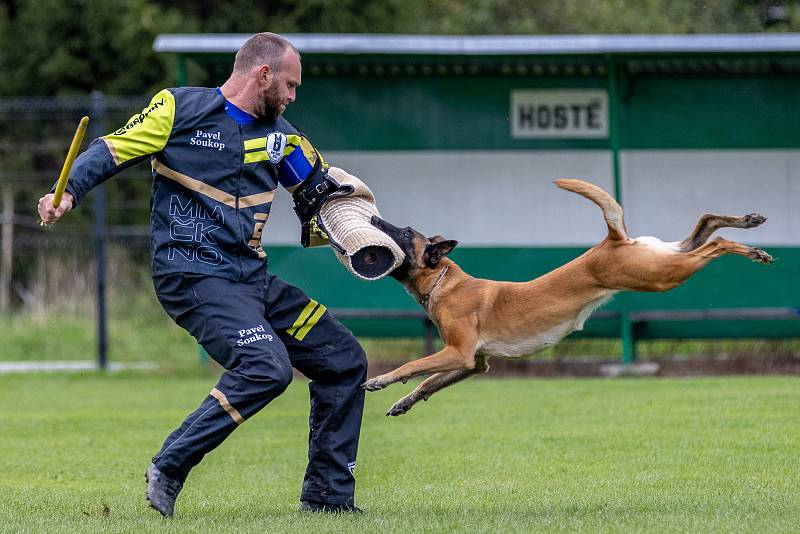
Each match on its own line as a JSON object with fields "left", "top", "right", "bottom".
{"left": 510, "top": 89, "right": 608, "bottom": 139}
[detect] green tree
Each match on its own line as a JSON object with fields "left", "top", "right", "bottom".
{"left": 151, "top": 0, "right": 798, "bottom": 35}
{"left": 0, "top": 0, "right": 188, "bottom": 96}
{"left": 2, "top": 0, "right": 798, "bottom": 96}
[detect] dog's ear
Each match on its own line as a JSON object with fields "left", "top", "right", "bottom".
{"left": 429, "top": 235, "right": 447, "bottom": 244}
{"left": 425, "top": 240, "right": 458, "bottom": 266}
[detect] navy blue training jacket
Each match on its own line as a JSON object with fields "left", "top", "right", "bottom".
{"left": 61, "top": 87, "right": 326, "bottom": 282}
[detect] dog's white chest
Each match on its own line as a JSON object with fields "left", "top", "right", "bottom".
{"left": 479, "top": 323, "right": 575, "bottom": 358}
{"left": 477, "top": 293, "right": 615, "bottom": 359}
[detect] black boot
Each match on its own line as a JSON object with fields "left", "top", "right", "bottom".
{"left": 145, "top": 463, "right": 184, "bottom": 518}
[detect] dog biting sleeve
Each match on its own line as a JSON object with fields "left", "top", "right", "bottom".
{"left": 283, "top": 135, "right": 355, "bottom": 248}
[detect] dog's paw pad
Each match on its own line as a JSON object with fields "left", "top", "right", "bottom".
{"left": 749, "top": 248, "right": 773, "bottom": 264}
{"left": 743, "top": 213, "right": 767, "bottom": 227}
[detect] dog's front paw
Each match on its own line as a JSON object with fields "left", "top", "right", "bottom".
{"left": 749, "top": 248, "right": 773, "bottom": 264}
{"left": 387, "top": 395, "right": 416, "bottom": 417}
{"left": 362, "top": 376, "right": 390, "bottom": 391}
{"left": 743, "top": 213, "right": 767, "bottom": 228}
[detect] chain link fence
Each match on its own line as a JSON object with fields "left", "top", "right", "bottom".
{"left": 0, "top": 94, "right": 198, "bottom": 368}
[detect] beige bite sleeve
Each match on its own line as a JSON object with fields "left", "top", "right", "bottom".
{"left": 317, "top": 167, "right": 405, "bottom": 280}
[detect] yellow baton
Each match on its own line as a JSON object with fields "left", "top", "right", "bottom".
{"left": 53, "top": 116, "right": 90, "bottom": 208}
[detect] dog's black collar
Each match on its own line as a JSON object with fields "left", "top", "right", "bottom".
{"left": 419, "top": 266, "right": 449, "bottom": 307}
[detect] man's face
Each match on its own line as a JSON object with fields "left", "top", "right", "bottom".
{"left": 258, "top": 49, "right": 301, "bottom": 120}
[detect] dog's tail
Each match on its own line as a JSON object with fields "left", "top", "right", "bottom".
{"left": 554, "top": 179, "right": 628, "bottom": 240}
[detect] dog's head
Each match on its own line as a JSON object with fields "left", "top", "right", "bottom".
{"left": 371, "top": 216, "right": 457, "bottom": 280}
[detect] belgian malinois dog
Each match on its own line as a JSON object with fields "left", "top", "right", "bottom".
{"left": 363, "top": 179, "right": 772, "bottom": 416}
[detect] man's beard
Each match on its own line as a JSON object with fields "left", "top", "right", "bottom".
{"left": 257, "top": 80, "right": 283, "bottom": 120}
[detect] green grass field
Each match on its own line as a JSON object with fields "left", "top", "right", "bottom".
{"left": 1, "top": 373, "right": 798, "bottom": 533}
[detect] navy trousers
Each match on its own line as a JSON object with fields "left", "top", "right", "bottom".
{"left": 152, "top": 272, "right": 367, "bottom": 506}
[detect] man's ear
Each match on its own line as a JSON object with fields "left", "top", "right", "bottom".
{"left": 258, "top": 64, "right": 273, "bottom": 84}
{"left": 425, "top": 240, "right": 458, "bottom": 266}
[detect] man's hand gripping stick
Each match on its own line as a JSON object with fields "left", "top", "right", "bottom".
{"left": 39, "top": 116, "right": 89, "bottom": 227}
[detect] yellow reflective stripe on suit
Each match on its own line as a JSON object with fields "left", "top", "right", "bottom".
{"left": 288, "top": 299, "right": 327, "bottom": 341}
{"left": 242, "top": 134, "right": 328, "bottom": 168}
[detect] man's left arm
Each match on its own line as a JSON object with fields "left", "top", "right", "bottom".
{"left": 274, "top": 133, "right": 349, "bottom": 248}
{"left": 275, "top": 133, "right": 328, "bottom": 194}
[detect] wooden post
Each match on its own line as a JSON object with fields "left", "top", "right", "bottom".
{"left": 0, "top": 185, "right": 13, "bottom": 313}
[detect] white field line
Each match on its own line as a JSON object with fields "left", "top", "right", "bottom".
{"left": 0, "top": 361, "right": 157, "bottom": 374}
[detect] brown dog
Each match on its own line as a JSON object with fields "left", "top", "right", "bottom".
{"left": 363, "top": 179, "right": 772, "bottom": 416}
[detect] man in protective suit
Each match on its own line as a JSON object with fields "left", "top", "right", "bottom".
{"left": 37, "top": 32, "right": 366, "bottom": 517}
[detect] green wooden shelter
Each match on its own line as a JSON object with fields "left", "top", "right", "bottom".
{"left": 154, "top": 33, "right": 800, "bottom": 361}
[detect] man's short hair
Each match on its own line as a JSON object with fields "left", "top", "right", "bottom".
{"left": 233, "top": 32, "right": 299, "bottom": 74}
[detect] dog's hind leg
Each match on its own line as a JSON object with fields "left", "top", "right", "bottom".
{"left": 385, "top": 357, "right": 490, "bottom": 417}
{"left": 678, "top": 213, "right": 766, "bottom": 252}
{"left": 685, "top": 236, "right": 773, "bottom": 266}
{"left": 634, "top": 236, "right": 772, "bottom": 292}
